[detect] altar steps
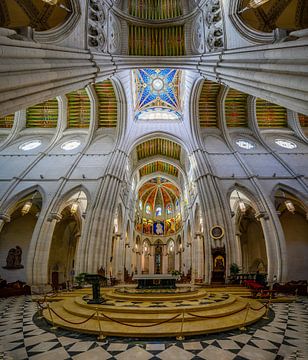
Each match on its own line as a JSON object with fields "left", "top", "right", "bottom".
{"left": 43, "top": 287, "right": 266, "bottom": 338}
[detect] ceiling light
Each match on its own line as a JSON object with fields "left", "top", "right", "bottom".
{"left": 61, "top": 140, "right": 81, "bottom": 151}
{"left": 19, "top": 140, "right": 42, "bottom": 151}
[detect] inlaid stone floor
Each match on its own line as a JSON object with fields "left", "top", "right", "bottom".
{"left": 0, "top": 296, "right": 307, "bottom": 359}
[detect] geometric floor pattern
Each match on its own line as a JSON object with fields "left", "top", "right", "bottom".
{"left": 0, "top": 296, "right": 307, "bottom": 359}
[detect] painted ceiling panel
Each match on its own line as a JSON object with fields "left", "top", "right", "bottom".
{"left": 139, "top": 161, "right": 179, "bottom": 178}
{"left": 128, "top": 25, "right": 185, "bottom": 56}
{"left": 138, "top": 177, "right": 180, "bottom": 208}
{"left": 0, "top": 113, "right": 14, "bottom": 128}
{"left": 0, "top": 0, "right": 70, "bottom": 31}
{"left": 67, "top": 89, "right": 91, "bottom": 128}
{"left": 26, "top": 98, "right": 58, "bottom": 128}
{"left": 136, "top": 139, "right": 181, "bottom": 161}
{"left": 128, "top": 0, "right": 183, "bottom": 20}
{"left": 256, "top": 98, "right": 288, "bottom": 128}
{"left": 225, "top": 88, "right": 248, "bottom": 127}
{"left": 94, "top": 80, "right": 117, "bottom": 128}
{"left": 134, "top": 68, "right": 182, "bottom": 120}
{"left": 240, "top": 0, "right": 308, "bottom": 33}
{"left": 199, "top": 80, "right": 221, "bottom": 127}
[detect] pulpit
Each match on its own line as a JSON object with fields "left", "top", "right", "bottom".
{"left": 84, "top": 274, "right": 106, "bottom": 304}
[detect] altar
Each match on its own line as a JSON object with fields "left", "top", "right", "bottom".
{"left": 133, "top": 274, "right": 178, "bottom": 289}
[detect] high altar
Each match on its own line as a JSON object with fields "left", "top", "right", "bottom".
{"left": 133, "top": 274, "right": 178, "bottom": 289}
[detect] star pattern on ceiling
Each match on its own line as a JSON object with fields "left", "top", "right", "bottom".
{"left": 133, "top": 68, "right": 182, "bottom": 120}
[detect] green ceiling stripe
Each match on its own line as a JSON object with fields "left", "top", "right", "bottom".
{"left": 225, "top": 88, "right": 248, "bottom": 127}
{"left": 94, "top": 80, "right": 117, "bottom": 128}
{"left": 199, "top": 80, "right": 221, "bottom": 127}
{"left": 26, "top": 98, "right": 58, "bottom": 128}
{"left": 128, "top": 25, "right": 185, "bottom": 56}
{"left": 256, "top": 98, "right": 287, "bottom": 128}
{"left": 67, "top": 89, "right": 90, "bottom": 128}
{"left": 0, "top": 113, "right": 14, "bottom": 128}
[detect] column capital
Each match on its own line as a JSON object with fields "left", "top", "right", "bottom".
{"left": 47, "top": 212, "right": 62, "bottom": 222}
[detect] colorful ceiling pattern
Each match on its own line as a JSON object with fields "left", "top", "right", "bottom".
{"left": 0, "top": 0, "right": 70, "bottom": 31}
{"left": 67, "top": 89, "right": 91, "bottom": 128}
{"left": 136, "top": 139, "right": 181, "bottom": 161}
{"left": 134, "top": 68, "right": 181, "bottom": 120}
{"left": 128, "top": 25, "right": 185, "bottom": 56}
{"left": 256, "top": 99, "right": 287, "bottom": 128}
{"left": 225, "top": 88, "right": 248, "bottom": 127}
{"left": 199, "top": 80, "right": 221, "bottom": 127}
{"left": 240, "top": 0, "right": 308, "bottom": 33}
{"left": 139, "top": 161, "right": 179, "bottom": 178}
{"left": 94, "top": 80, "right": 117, "bottom": 128}
{"left": 128, "top": 0, "right": 183, "bottom": 20}
{"left": 0, "top": 113, "right": 14, "bottom": 128}
{"left": 138, "top": 177, "right": 180, "bottom": 209}
{"left": 26, "top": 98, "right": 58, "bottom": 128}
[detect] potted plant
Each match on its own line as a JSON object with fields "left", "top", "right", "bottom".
{"left": 229, "top": 263, "right": 240, "bottom": 284}
{"left": 230, "top": 263, "right": 240, "bottom": 274}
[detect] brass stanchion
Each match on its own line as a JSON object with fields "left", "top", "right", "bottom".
{"left": 239, "top": 303, "right": 250, "bottom": 331}
{"left": 263, "top": 294, "right": 271, "bottom": 320}
{"left": 96, "top": 309, "right": 106, "bottom": 341}
{"left": 47, "top": 304, "right": 58, "bottom": 331}
{"left": 176, "top": 311, "right": 185, "bottom": 341}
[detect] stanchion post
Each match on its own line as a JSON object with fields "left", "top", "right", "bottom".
{"left": 96, "top": 309, "right": 106, "bottom": 341}
{"left": 47, "top": 304, "right": 58, "bottom": 331}
{"left": 176, "top": 311, "right": 185, "bottom": 341}
{"left": 239, "top": 303, "right": 250, "bottom": 331}
{"left": 263, "top": 295, "right": 271, "bottom": 320}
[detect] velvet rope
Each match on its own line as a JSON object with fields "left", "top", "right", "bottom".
{"left": 48, "top": 306, "right": 96, "bottom": 325}
{"left": 99, "top": 311, "right": 181, "bottom": 328}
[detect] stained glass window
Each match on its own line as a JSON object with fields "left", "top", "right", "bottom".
{"left": 156, "top": 206, "right": 162, "bottom": 217}
{"left": 145, "top": 204, "right": 151, "bottom": 215}
{"left": 133, "top": 68, "right": 182, "bottom": 120}
{"left": 166, "top": 203, "right": 172, "bottom": 215}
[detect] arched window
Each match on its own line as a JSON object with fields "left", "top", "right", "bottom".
{"left": 145, "top": 204, "right": 151, "bottom": 215}
{"left": 139, "top": 200, "right": 143, "bottom": 210}
{"left": 166, "top": 203, "right": 172, "bottom": 215}
{"left": 156, "top": 206, "right": 162, "bottom": 217}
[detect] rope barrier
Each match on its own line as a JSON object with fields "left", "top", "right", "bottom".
{"left": 99, "top": 311, "right": 181, "bottom": 328}
{"left": 249, "top": 302, "right": 269, "bottom": 311}
{"left": 187, "top": 304, "right": 247, "bottom": 319}
{"left": 48, "top": 306, "right": 96, "bottom": 325}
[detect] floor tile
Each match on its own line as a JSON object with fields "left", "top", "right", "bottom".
{"left": 115, "top": 345, "right": 152, "bottom": 360}
{"left": 107, "top": 343, "right": 128, "bottom": 351}
{"left": 72, "top": 346, "right": 111, "bottom": 359}
{"left": 158, "top": 345, "right": 194, "bottom": 360}
{"left": 237, "top": 344, "right": 276, "bottom": 360}
{"left": 198, "top": 345, "right": 236, "bottom": 360}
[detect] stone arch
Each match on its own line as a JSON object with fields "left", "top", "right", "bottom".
{"left": 51, "top": 185, "right": 91, "bottom": 217}
{"left": 0, "top": 186, "right": 44, "bottom": 284}
{"left": 228, "top": 185, "right": 269, "bottom": 278}
{"left": 272, "top": 185, "right": 308, "bottom": 281}
{"left": 228, "top": 0, "right": 275, "bottom": 44}
{"left": 34, "top": 0, "right": 81, "bottom": 44}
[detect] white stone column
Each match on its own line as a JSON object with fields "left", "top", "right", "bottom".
{"left": 0, "top": 28, "right": 115, "bottom": 117}
{"left": 198, "top": 36, "right": 308, "bottom": 115}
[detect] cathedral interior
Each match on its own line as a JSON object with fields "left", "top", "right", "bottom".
{"left": 0, "top": 0, "right": 307, "bottom": 359}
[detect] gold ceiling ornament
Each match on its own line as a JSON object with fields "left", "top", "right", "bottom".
{"left": 41, "top": 0, "right": 71, "bottom": 12}
{"left": 238, "top": 0, "right": 272, "bottom": 14}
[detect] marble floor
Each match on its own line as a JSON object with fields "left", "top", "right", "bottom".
{"left": 0, "top": 296, "right": 307, "bottom": 360}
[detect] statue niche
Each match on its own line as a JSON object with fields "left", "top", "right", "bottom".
{"left": 3, "top": 246, "right": 24, "bottom": 269}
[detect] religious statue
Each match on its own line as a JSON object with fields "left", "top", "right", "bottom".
{"left": 3, "top": 246, "right": 24, "bottom": 269}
